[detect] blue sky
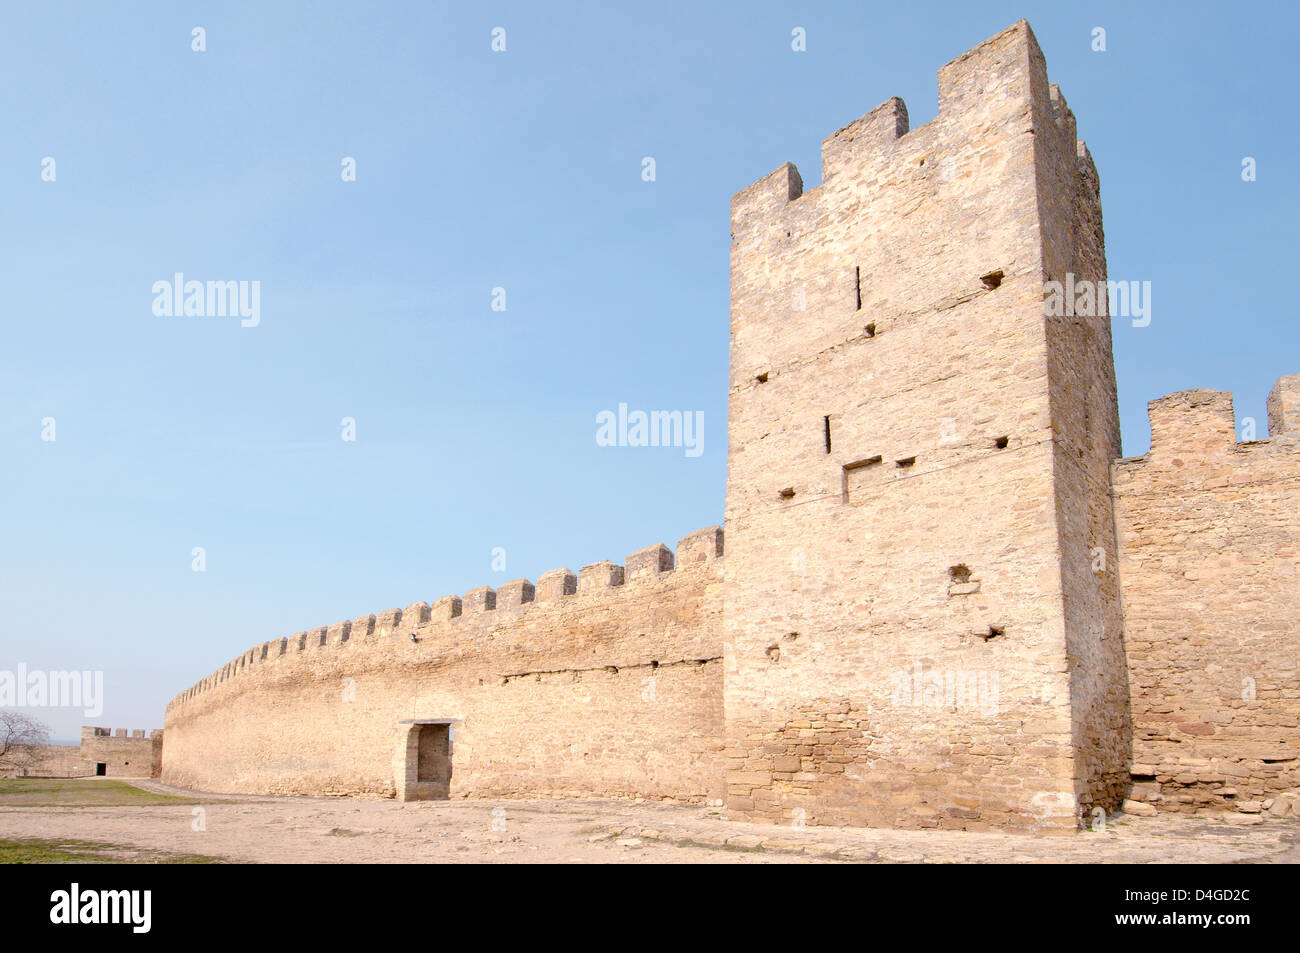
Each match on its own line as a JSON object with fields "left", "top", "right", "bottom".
{"left": 1, "top": 1, "right": 1295, "bottom": 741}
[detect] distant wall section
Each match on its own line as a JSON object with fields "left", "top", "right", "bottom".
{"left": 2, "top": 729, "right": 163, "bottom": 779}
{"left": 1114, "top": 378, "right": 1300, "bottom": 811}
{"left": 80, "top": 727, "right": 164, "bottom": 779}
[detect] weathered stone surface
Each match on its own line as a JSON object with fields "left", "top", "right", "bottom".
{"left": 535, "top": 569, "right": 576, "bottom": 603}
{"left": 1114, "top": 382, "right": 1300, "bottom": 813}
{"left": 723, "top": 18, "right": 1128, "bottom": 833}
{"left": 495, "top": 579, "right": 535, "bottom": 607}
{"left": 3, "top": 727, "right": 165, "bottom": 780}
{"left": 160, "top": 532, "right": 725, "bottom": 801}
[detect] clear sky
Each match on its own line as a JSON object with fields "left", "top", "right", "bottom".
{"left": 2, "top": 1, "right": 1296, "bottom": 741}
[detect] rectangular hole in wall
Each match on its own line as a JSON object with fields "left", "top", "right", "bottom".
{"left": 755, "top": 372, "right": 768, "bottom": 384}
{"left": 841, "top": 455, "right": 883, "bottom": 503}
{"left": 823, "top": 415, "right": 832, "bottom": 454}
{"left": 981, "top": 269, "right": 1004, "bottom": 290}
{"left": 896, "top": 456, "right": 916, "bottom": 469}
{"left": 994, "top": 435, "right": 1009, "bottom": 449}
{"left": 855, "top": 267, "right": 862, "bottom": 310}
{"left": 404, "top": 723, "right": 454, "bottom": 801}
{"left": 864, "top": 323, "right": 876, "bottom": 338}
{"left": 779, "top": 487, "right": 796, "bottom": 500}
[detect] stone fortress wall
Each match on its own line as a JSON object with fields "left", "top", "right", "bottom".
{"left": 162, "top": 529, "right": 726, "bottom": 801}
{"left": 1114, "top": 378, "right": 1300, "bottom": 813}
{"left": 156, "top": 21, "right": 1298, "bottom": 830}
{"left": 2, "top": 728, "right": 162, "bottom": 779}
{"left": 0, "top": 745, "right": 91, "bottom": 778}
{"left": 80, "top": 726, "right": 164, "bottom": 778}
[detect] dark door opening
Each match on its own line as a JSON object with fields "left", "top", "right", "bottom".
{"left": 416, "top": 724, "right": 452, "bottom": 797}
{"left": 399, "top": 721, "right": 455, "bottom": 801}
{"left": 95, "top": 763, "right": 106, "bottom": 776}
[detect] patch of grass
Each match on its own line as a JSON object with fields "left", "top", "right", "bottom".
{"left": 0, "top": 778, "right": 203, "bottom": 808}
{"left": 0, "top": 836, "right": 225, "bottom": 864}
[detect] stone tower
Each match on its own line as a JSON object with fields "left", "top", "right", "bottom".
{"left": 722, "top": 20, "right": 1131, "bottom": 831}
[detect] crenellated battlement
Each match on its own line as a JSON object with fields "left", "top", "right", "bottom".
{"left": 165, "top": 525, "right": 724, "bottom": 713}
{"left": 82, "top": 726, "right": 162, "bottom": 740}
{"left": 731, "top": 21, "right": 1091, "bottom": 242}
{"left": 1113, "top": 375, "right": 1300, "bottom": 473}
{"left": 726, "top": 18, "right": 1101, "bottom": 413}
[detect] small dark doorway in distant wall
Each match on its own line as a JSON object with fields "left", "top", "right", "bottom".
{"left": 95, "top": 763, "right": 106, "bottom": 776}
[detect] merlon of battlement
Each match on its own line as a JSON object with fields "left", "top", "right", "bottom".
{"left": 463, "top": 586, "right": 496, "bottom": 613}
{"left": 1048, "top": 84, "right": 1077, "bottom": 146}
{"left": 820, "top": 97, "right": 909, "bottom": 181}
{"left": 404, "top": 602, "right": 432, "bottom": 625}
{"left": 730, "top": 162, "right": 803, "bottom": 230}
{"left": 497, "top": 579, "right": 535, "bottom": 606}
{"left": 536, "top": 569, "right": 576, "bottom": 602}
{"left": 1267, "top": 374, "right": 1300, "bottom": 438}
{"left": 375, "top": 609, "right": 402, "bottom": 635}
{"left": 431, "top": 595, "right": 462, "bottom": 620}
{"left": 1147, "top": 389, "right": 1236, "bottom": 455}
{"left": 935, "top": 18, "right": 1041, "bottom": 114}
{"left": 626, "top": 543, "right": 673, "bottom": 581}
{"left": 578, "top": 560, "right": 624, "bottom": 591}
{"left": 677, "top": 525, "right": 724, "bottom": 565}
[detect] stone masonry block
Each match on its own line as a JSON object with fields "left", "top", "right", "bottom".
{"left": 578, "top": 560, "right": 624, "bottom": 592}
{"left": 496, "top": 579, "right": 536, "bottom": 606}
{"left": 626, "top": 543, "right": 673, "bottom": 581}
{"left": 535, "top": 569, "right": 576, "bottom": 602}
{"left": 463, "top": 587, "right": 496, "bottom": 613}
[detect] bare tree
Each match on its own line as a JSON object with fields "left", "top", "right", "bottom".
{"left": 0, "top": 711, "right": 53, "bottom": 776}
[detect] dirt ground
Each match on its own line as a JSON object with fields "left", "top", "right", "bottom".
{"left": 1, "top": 779, "right": 1298, "bottom": 863}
